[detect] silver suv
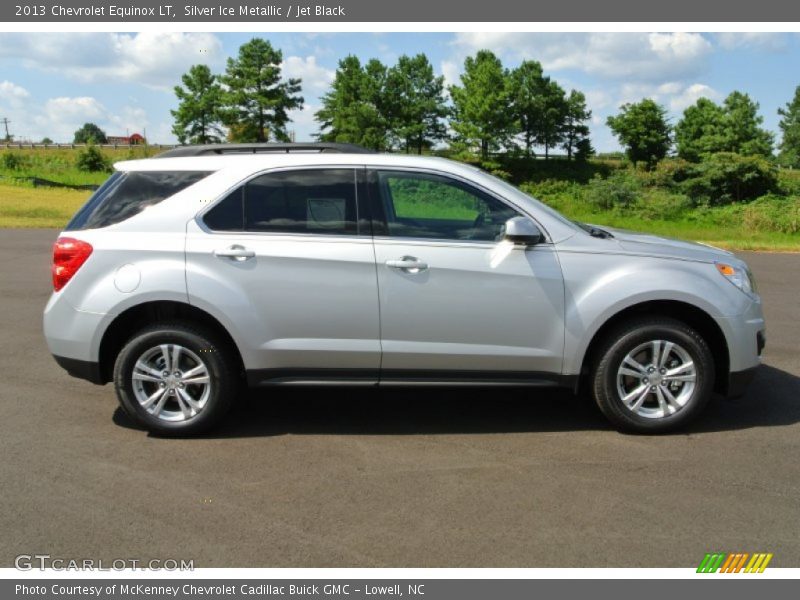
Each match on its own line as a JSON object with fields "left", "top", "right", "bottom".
{"left": 44, "top": 143, "right": 765, "bottom": 435}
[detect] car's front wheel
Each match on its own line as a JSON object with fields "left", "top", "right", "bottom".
{"left": 113, "top": 322, "right": 237, "bottom": 435}
{"left": 591, "top": 317, "right": 715, "bottom": 433}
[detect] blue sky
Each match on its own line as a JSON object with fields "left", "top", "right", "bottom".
{"left": 0, "top": 32, "right": 798, "bottom": 151}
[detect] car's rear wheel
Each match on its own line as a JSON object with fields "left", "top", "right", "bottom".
{"left": 113, "top": 322, "right": 237, "bottom": 435}
{"left": 591, "top": 317, "right": 714, "bottom": 433}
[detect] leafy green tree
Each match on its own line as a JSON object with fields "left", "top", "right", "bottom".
{"left": 561, "top": 89, "right": 592, "bottom": 161}
{"left": 606, "top": 99, "right": 672, "bottom": 168}
{"left": 674, "top": 97, "right": 726, "bottom": 162}
{"left": 41, "top": 137, "right": 53, "bottom": 144}
{"left": 534, "top": 80, "right": 567, "bottom": 160}
{"left": 449, "top": 50, "right": 513, "bottom": 160}
{"left": 721, "top": 92, "right": 773, "bottom": 158}
{"left": 73, "top": 123, "right": 107, "bottom": 144}
{"left": 171, "top": 64, "right": 225, "bottom": 145}
{"left": 315, "top": 56, "right": 390, "bottom": 150}
{"left": 778, "top": 85, "right": 800, "bottom": 168}
{"left": 384, "top": 54, "right": 447, "bottom": 153}
{"left": 507, "top": 60, "right": 547, "bottom": 156}
{"left": 221, "top": 38, "right": 303, "bottom": 143}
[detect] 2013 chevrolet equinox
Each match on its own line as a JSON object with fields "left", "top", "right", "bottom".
{"left": 43, "top": 143, "right": 765, "bottom": 435}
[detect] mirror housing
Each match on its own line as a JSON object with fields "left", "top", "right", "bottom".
{"left": 504, "top": 217, "right": 543, "bottom": 245}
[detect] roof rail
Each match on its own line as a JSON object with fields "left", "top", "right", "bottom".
{"left": 155, "top": 142, "right": 376, "bottom": 158}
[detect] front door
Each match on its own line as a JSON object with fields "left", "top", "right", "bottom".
{"left": 368, "top": 169, "right": 565, "bottom": 379}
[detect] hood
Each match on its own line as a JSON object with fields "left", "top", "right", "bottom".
{"left": 593, "top": 225, "right": 735, "bottom": 263}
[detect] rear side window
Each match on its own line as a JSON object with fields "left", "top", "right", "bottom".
{"left": 65, "top": 171, "right": 211, "bottom": 231}
{"left": 203, "top": 169, "right": 360, "bottom": 235}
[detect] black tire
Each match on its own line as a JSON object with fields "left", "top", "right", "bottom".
{"left": 591, "top": 317, "right": 714, "bottom": 433}
{"left": 113, "top": 322, "right": 238, "bottom": 436}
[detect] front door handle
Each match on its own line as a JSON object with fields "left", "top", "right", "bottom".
{"left": 385, "top": 256, "right": 428, "bottom": 273}
{"left": 214, "top": 245, "right": 255, "bottom": 261}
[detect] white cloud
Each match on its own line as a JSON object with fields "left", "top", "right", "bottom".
{"left": 0, "top": 80, "right": 29, "bottom": 107}
{"left": 715, "top": 32, "right": 790, "bottom": 52}
{"left": 613, "top": 81, "right": 720, "bottom": 112}
{"left": 451, "top": 32, "right": 712, "bottom": 81}
{"left": 286, "top": 102, "right": 321, "bottom": 142}
{"left": 281, "top": 56, "right": 334, "bottom": 93}
{"left": 440, "top": 60, "right": 460, "bottom": 89}
{"left": 0, "top": 32, "right": 224, "bottom": 91}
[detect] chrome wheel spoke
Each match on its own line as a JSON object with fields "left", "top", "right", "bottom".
{"left": 650, "top": 340, "right": 662, "bottom": 369}
{"left": 182, "top": 375, "right": 210, "bottom": 385}
{"left": 665, "top": 374, "right": 696, "bottom": 383}
{"left": 618, "top": 367, "right": 643, "bottom": 378}
{"left": 629, "top": 386, "right": 651, "bottom": 412}
{"left": 159, "top": 344, "right": 172, "bottom": 372}
{"left": 622, "top": 355, "right": 647, "bottom": 375}
{"left": 178, "top": 388, "right": 202, "bottom": 411}
{"left": 141, "top": 387, "right": 166, "bottom": 409}
{"left": 661, "top": 385, "right": 683, "bottom": 411}
{"left": 181, "top": 364, "right": 206, "bottom": 379}
{"left": 666, "top": 361, "right": 694, "bottom": 377}
{"left": 659, "top": 342, "right": 674, "bottom": 368}
{"left": 150, "top": 390, "right": 170, "bottom": 416}
{"left": 171, "top": 344, "right": 183, "bottom": 372}
{"left": 655, "top": 386, "right": 670, "bottom": 416}
{"left": 132, "top": 371, "right": 162, "bottom": 383}
{"left": 175, "top": 390, "right": 194, "bottom": 419}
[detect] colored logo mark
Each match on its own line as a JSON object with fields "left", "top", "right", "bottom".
{"left": 697, "top": 552, "right": 773, "bottom": 573}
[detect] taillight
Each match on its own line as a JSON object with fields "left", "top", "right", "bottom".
{"left": 52, "top": 237, "right": 93, "bottom": 292}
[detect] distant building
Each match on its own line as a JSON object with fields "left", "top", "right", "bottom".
{"left": 107, "top": 133, "right": 146, "bottom": 145}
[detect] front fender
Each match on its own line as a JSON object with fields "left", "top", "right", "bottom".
{"left": 558, "top": 252, "right": 751, "bottom": 376}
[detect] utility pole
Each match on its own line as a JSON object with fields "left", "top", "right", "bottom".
{"left": 0, "top": 117, "right": 11, "bottom": 141}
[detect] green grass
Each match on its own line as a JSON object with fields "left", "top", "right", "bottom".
{"left": 0, "top": 184, "right": 91, "bottom": 228}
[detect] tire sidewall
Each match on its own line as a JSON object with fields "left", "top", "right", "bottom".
{"left": 596, "top": 321, "right": 714, "bottom": 433}
{"left": 114, "top": 325, "right": 234, "bottom": 436}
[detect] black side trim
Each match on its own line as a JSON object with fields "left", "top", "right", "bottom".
{"left": 247, "top": 368, "right": 570, "bottom": 388}
{"left": 725, "top": 366, "right": 759, "bottom": 398}
{"left": 53, "top": 355, "right": 104, "bottom": 385}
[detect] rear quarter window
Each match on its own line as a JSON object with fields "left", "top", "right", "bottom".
{"left": 65, "top": 171, "right": 211, "bottom": 231}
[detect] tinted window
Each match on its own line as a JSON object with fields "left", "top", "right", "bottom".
{"left": 203, "top": 169, "right": 360, "bottom": 235}
{"left": 66, "top": 171, "right": 210, "bottom": 231}
{"left": 376, "top": 171, "right": 521, "bottom": 241}
{"left": 203, "top": 188, "right": 243, "bottom": 231}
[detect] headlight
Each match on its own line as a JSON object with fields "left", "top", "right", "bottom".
{"left": 715, "top": 262, "right": 757, "bottom": 297}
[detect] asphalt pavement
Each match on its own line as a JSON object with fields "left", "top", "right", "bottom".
{"left": 1, "top": 229, "right": 798, "bottom": 567}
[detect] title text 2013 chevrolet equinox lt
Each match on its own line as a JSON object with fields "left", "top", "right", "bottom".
{"left": 43, "top": 143, "right": 766, "bottom": 435}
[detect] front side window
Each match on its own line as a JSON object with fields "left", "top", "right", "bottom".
{"left": 374, "top": 171, "right": 521, "bottom": 241}
{"left": 66, "top": 171, "right": 211, "bottom": 231}
{"left": 203, "top": 169, "right": 359, "bottom": 235}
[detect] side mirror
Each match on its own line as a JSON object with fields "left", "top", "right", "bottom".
{"left": 504, "top": 217, "right": 543, "bottom": 245}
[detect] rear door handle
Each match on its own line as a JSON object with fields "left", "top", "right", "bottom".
{"left": 214, "top": 245, "right": 255, "bottom": 261}
{"left": 385, "top": 256, "right": 428, "bottom": 272}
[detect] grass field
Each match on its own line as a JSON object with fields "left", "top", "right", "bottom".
{"left": 1, "top": 146, "right": 799, "bottom": 250}
{"left": 0, "top": 184, "right": 90, "bottom": 228}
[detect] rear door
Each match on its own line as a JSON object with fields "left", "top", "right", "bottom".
{"left": 368, "top": 168, "right": 565, "bottom": 380}
{"left": 185, "top": 167, "right": 381, "bottom": 383}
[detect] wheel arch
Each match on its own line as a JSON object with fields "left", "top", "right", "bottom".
{"left": 577, "top": 300, "right": 730, "bottom": 395}
{"left": 97, "top": 300, "right": 244, "bottom": 384}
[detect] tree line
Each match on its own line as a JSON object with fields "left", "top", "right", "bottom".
{"left": 171, "top": 39, "right": 592, "bottom": 160}
{"left": 170, "top": 38, "right": 800, "bottom": 169}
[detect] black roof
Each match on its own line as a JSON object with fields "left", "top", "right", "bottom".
{"left": 156, "top": 142, "right": 375, "bottom": 158}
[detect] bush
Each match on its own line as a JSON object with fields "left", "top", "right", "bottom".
{"left": 741, "top": 194, "right": 800, "bottom": 234}
{"left": 75, "top": 145, "right": 111, "bottom": 173}
{"left": 630, "top": 190, "right": 693, "bottom": 221}
{"left": 0, "top": 152, "right": 27, "bottom": 170}
{"left": 678, "top": 152, "right": 778, "bottom": 206}
{"left": 584, "top": 171, "right": 642, "bottom": 210}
